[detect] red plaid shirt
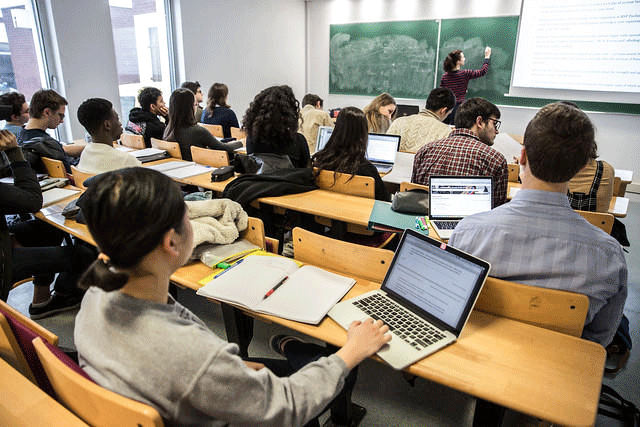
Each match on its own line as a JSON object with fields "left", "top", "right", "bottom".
{"left": 411, "top": 128, "right": 508, "bottom": 206}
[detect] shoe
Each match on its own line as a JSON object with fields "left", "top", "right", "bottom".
{"left": 269, "top": 335, "right": 307, "bottom": 357}
{"left": 29, "top": 292, "right": 83, "bottom": 320}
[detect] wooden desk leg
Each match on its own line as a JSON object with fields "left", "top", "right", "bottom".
{"left": 472, "top": 398, "right": 506, "bottom": 427}
{"left": 221, "top": 303, "right": 254, "bottom": 358}
{"left": 326, "top": 345, "right": 366, "bottom": 427}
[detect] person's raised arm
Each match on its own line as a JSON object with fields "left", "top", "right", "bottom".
{"left": 335, "top": 318, "right": 391, "bottom": 370}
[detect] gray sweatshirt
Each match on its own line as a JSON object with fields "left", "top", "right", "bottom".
{"left": 74, "top": 287, "right": 349, "bottom": 427}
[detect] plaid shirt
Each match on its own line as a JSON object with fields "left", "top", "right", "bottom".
{"left": 411, "top": 128, "right": 508, "bottom": 206}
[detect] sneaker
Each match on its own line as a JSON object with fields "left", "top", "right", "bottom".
{"left": 268, "top": 334, "right": 307, "bottom": 357}
{"left": 29, "top": 292, "right": 83, "bottom": 320}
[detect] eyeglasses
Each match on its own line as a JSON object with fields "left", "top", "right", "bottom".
{"left": 488, "top": 118, "right": 501, "bottom": 131}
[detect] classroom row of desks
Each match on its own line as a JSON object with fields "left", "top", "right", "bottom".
{"left": 34, "top": 186, "right": 606, "bottom": 427}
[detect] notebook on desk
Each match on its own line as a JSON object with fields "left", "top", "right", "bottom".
{"left": 315, "top": 127, "right": 400, "bottom": 173}
{"left": 329, "top": 229, "right": 490, "bottom": 370}
{"left": 428, "top": 176, "right": 493, "bottom": 240}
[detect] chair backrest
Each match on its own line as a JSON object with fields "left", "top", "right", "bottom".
{"left": 33, "top": 337, "right": 164, "bottom": 427}
{"left": 507, "top": 163, "right": 520, "bottom": 182}
{"left": 399, "top": 181, "right": 429, "bottom": 192}
{"left": 41, "top": 157, "right": 67, "bottom": 178}
{"left": 474, "top": 277, "right": 589, "bottom": 337}
{"left": 120, "top": 133, "right": 146, "bottom": 149}
{"left": 613, "top": 176, "right": 625, "bottom": 197}
{"left": 230, "top": 127, "right": 246, "bottom": 140}
{"left": 70, "top": 166, "right": 94, "bottom": 190}
{"left": 314, "top": 168, "right": 375, "bottom": 198}
{"left": 198, "top": 123, "right": 224, "bottom": 138}
{"left": 190, "top": 146, "right": 229, "bottom": 167}
{"left": 0, "top": 298, "right": 58, "bottom": 388}
{"left": 577, "top": 210, "right": 615, "bottom": 234}
{"left": 0, "top": 357, "right": 89, "bottom": 426}
{"left": 150, "top": 138, "right": 182, "bottom": 159}
{"left": 241, "top": 217, "right": 267, "bottom": 249}
{"left": 292, "top": 227, "right": 394, "bottom": 283}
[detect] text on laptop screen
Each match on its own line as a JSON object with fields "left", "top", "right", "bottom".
{"left": 430, "top": 177, "right": 492, "bottom": 218}
{"left": 366, "top": 133, "right": 399, "bottom": 164}
{"left": 384, "top": 232, "right": 485, "bottom": 329}
{"left": 315, "top": 126, "right": 333, "bottom": 153}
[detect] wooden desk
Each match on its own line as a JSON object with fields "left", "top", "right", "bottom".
{"left": 174, "top": 261, "right": 605, "bottom": 427}
{"left": 0, "top": 358, "right": 89, "bottom": 426}
{"left": 144, "top": 158, "right": 235, "bottom": 193}
{"left": 507, "top": 182, "right": 629, "bottom": 218}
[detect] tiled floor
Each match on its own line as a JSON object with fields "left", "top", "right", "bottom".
{"left": 7, "top": 194, "right": 640, "bottom": 426}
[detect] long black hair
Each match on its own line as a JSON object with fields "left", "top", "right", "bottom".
{"left": 79, "top": 168, "right": 186, "bottom": 291}
{"left": 163, "top": 88, "right": 196, "bottom": 141}
{"left": 312, "top": 106, "right": 368, "bottom": 180}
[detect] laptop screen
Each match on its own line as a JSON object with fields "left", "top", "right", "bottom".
{"left": 366, "top": 133, "right": 400, "bottom": 164}
{"left": 429, "top": 176, "right": 493, "bottom": 219}
{"left": 382, "top": 230, "right": 490, "bottom": 332}
{"left": 315, "top": 126, "right": 333, "bottom": 153}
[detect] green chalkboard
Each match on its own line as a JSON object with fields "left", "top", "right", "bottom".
{"left": 329, "top": 20, "right": 439, "bottom": 98}
{"left": 329, "top": 17, "right": 640, "bottom": 115}
{"left": 437, "top": 17, "right": 519, "bottom": 107}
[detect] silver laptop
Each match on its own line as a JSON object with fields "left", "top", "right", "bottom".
{"left": 315, "top": 126, "right": 400, "bottom": 173}
{"left": 428, "top": 176, "right": 493, "bottom": 240}
{"left": 329, "top": 229, "right": 490, "bottom": 370}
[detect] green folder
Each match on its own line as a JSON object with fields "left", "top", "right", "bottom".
{"left": 367, "top": 200, "right": 429, "bottom": 236}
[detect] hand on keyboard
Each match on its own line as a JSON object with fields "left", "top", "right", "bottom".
{"left": 336, "top": 318, "right": 391, "bottom": 370}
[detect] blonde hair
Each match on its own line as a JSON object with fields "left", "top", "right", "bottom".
{"left": 363, "top": 92, "right": 396, "bottom": 133}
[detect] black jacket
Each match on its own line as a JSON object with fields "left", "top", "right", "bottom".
{"left": 222, "top": 168, "right": 317, "bottom": 207}
{"left": 127, "top": 108, "right": 167, "bottom": 148}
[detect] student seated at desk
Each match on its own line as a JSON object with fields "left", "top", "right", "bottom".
{"left": 312, "top": 106, "right": 390, "bottom": 202}
{"left": 76, "top": 98, "right": 141, "bottom": 174}
{"left": 200, "top": 82, "right": 239, "bottom": 139}
{"left": 164, "top": 88, "right": 242, "bottom": 161}
{"left": 74, "top": 167, "right": 390, "bottom": 427}
{"left": 244, "top": 85, "right": 310, "bottom": 168}
{"left": 449, "top": 102, "right": 627, "bottom": 347}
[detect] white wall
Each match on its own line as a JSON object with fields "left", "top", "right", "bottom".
{"left": 177, "top": 0, "right": 306, "bottom": 124}
{"left": 44, "top": 0, "right": 120, "bottom": 141}
{"left": 306, "top": 0, "right": 640, "bottom": 191}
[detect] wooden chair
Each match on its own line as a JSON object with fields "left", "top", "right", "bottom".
{"left": 314, "top": 168, "right": 375, "bottom": 198}
{"left": 41, "top": 157, "right": 66, "bottom": 178}
{"left": 292, "top": 227, "right": 394, "bottom": 283}
{"left": 577, "top": 210, "right": 615, "bottom": 234}
{"left": 198, "top": 123, "right": 224, "bottom": 138}
{"left": 33, "top": 337, "right": 164, "bottom": 427}
{"left": 399, "top": 181, "right": 429, "bottom": 192}
{"left": 0, "top": 299, "right": 58, "bottom": 384}
{"left": 150, "top": 138, "right": 182, "bottom": 159}
{"left": 190, "top": 146, "right": 229, "bottom": 167}
{"left": 70, "top": 166, "right": 94, "bottom": 190}
{"left": 0, "top": 358, "right": 89, "bottom": 426}
{"left": 507, "top": 163, "right": 520, "bottom": 182}
{"left": 474, "top": 276, "right": 589, "bottom": 337}
{"left": 120, "top": 133, "right": 146, "bottom": 149}
{"left": 230, "top": 127, "right": 246, "bottom": 140}
{"left": 613, "top": 176, "right": 626, "bottom": 197}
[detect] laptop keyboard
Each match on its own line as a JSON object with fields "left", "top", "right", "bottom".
{"left": 432, "top": 220, "right": 458, "bottom": 230}
{"left": 353, "top": 293, "right": 446, "bottom": 351}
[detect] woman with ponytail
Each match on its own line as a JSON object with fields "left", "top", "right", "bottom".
{"left": 74, "top": 167, "right": 390, "bottom": 427}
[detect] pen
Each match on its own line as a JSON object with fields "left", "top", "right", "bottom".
{"left": 262, "top": 276, "right": 288, "bottom": 300}
{"left": 213, "top": 258, "right": 245, "bottom": 279}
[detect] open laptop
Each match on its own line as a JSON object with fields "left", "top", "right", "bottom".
{"left": 329, "top": 229, "right": 490, "bottom": 370}
{"left": 315, "top": 125, "right": 333, "bottom": 153}
{"left": 367, "top": 133, "right": 400, "bottom": 173}
{"left": 428, "top": 176, "right": 493, "bottom": 240}
{"left": 394, "top": 104, "right": 420, "bottom": 118}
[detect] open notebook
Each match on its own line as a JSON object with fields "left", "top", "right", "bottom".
{"left": 196, "top": 255, "right": 355, "bottom": 324}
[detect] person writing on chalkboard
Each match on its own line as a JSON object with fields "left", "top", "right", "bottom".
{"left": 75, "top": 167, "right": 392, "bottom": 427}
{"left": 440, "top": 47, "right": 492, "bottom": 125}
{"left": 363, "top": 92, "right": 396, "bottom": 133}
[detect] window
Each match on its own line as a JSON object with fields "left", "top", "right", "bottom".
{"left": 109, "top": 0, "right": 173, "bottom": 123}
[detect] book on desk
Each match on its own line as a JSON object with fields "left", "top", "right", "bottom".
{"left": 196, "top": 255, "right": 355, "bottom": 324}
{"left": 368, "top": 200, "right": 429, "bottom": 235}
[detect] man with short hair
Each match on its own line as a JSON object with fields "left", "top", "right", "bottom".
{"left": 19, "top": 89, "right": 83, "bottom": 173}
{"left": 412, "top": 97, "right": 507, "bottom": 206}
{"left": 299, "top": 93, "right": 333, "bottom": 153}
{"left": 76, "top": 98, "right": 141, "bottom": 174}
{"left": 387, "top": 87, "right": 455, "bottom": 153}
{"left": 0, "top": 92, "right": 30, "bottom": 138}
{"left": 181, "top": 81, "right": 203, "bottom": 120}
{"left": 126, "top": 87, "right": 168, "bottom": 148}
{"left": 449, "top": 102, "right": 627, "bottom": 346}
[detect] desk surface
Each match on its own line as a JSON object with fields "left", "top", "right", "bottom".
{"left": 144, "top": 158, "right": 234, "bottom": 193}
{"left": 174, "top": 260, "right": 605, "bottom": 427}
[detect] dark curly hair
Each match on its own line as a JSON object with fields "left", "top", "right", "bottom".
{"left": 444, "top": 50, "right": 463, "bottom": 73}
{"left": 312, "top": 106, "right": 368, "bottom": 181}
{"left": 242, "top": 85, "right": 299, "bottom": 146}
